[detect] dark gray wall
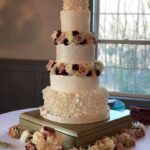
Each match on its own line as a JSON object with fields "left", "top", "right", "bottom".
{"left": 0, "top": 59, "right": 49, "bottom": 114}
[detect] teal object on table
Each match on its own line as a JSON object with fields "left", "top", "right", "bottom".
{"left": 109, "top": 99, "right": 125, "bottom": 111}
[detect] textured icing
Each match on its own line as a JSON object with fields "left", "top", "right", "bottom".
{"left": 56, "top": 44, "right": 95, "bottom": 63}
{"left": 61, "top": 10, "right": 90, "bottom": 32}
{"left": 63, "top": 0, "right": 89, "bottom": 10}
{"left": 41, "top": 86, "right": 109, "bottom": 122}
{"left": 50, "top": 75, "right": 99, "bottom": 92}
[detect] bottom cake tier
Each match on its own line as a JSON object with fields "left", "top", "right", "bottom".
{"left": 40, "top": 86, "right": 110, "bottom": 124}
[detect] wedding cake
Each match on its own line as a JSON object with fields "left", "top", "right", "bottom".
{"left": 40, "top": 0, "right": 110, "bottom": 124}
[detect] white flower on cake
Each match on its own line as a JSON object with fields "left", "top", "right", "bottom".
{"left": 51, "top": 30, "right": 59, "bottom": 39}
{"left": 65, "top": 64, "right": 74, "bottom": 75}
{"left": 66, "top": 31, "right": 74, "bottom": 43}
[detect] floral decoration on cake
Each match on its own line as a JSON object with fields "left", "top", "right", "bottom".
{"left": 52, "top": 30, "right": 96, "bottom": 46}
{"left": 63, "top": 0, "right": 89, "bottom": 10}
{"left": 46, "top": 60, "right": 103, "bottom": 77}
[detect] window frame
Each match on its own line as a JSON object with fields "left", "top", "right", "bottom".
{"left": 90, "top": 0, "right": 150, "bottom": 100}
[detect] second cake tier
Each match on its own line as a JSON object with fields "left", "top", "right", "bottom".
{"left": 56, "top": 44, "right": 95, "bottom": 63}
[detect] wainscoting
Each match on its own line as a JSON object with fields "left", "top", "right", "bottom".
{"left": 0, "top": 59, "right": 49, "bottom": 114}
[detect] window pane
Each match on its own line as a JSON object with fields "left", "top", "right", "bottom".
{"left": 100, "top": 68, "right": 150, "bottom": 94}
{"left": 100, "top": 0, "right": 118, "bottom": 13}
{"left": 98, "top": 44, "right": 150, "bottom": 95}
{"left": 135, "top": 70, "right": 150, "bottom": 94}
{"left": 98, "top": 44, "right": 116, "bottom": 67}
{"left": 136, "top": 45, "right": 150, "bottom": 69}
{"left": 100, "top": 0, "right": 150, "bottom": 14}
{"left": 116, "top": 44, "right": 136, "bottom": 68}
{"left": 99, "top": 14, "right": 150, "bottom": 40}
{"left": 100, "top": 68, "right": 116, "bottom": 91}
{"left": 97, "top": 0, "right": 150, "bottom": 40}
{"left": 94, "top": 0, "right": 150, "bottom": 95}
{"left": 115, "top": 68, "right": 135, "bottom": 93}
{"left": 99, "top": 15, "right": 118, "bottom": 39}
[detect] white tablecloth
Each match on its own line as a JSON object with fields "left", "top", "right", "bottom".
{"left": 0, "top": 108, "right": 37, "bottom": 150}
{"left": 0, "top": 108, "right": 150, "bottom": 150}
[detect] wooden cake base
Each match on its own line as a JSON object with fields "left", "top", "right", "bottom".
{"left": 18, "top": 109, "right": 132, "bottom": 149}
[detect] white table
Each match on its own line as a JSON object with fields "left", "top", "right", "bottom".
{"left": 0, "top": 108, "right": 37, "bottom": 150}
{"left": 0, "top": 108, "right": 150, "bottom": 150}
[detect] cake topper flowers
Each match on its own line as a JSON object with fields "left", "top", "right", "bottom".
{"left": 63, "top": 0, "right": 89, "bottom": 10}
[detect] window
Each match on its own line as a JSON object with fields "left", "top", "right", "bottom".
{"left": 92, "top": 0, "right": 150, "bottom": 98}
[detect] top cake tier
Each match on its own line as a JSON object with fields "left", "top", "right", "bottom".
{"left": 63, "top": 0, "right": 89, "bottom": 10}
{"left": 61, "top": 0, "right": 90, "bottom": 32}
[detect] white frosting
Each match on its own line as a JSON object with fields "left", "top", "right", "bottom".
{"left": 56, "top": 44, "right": 95, "bottom": 64}
{"left": 40, "top": 86, "right": 109, "bottom": 124}
{"left": 60, "top": 10, "right": 90, "bottom": 32}
{"left": 50, "top": 75, "right": 99, "bottom": 92}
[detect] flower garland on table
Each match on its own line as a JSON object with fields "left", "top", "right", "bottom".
{"left": 8, "top": 122, "right": 146, "bottom": 150}
{"left": 70, "top": 122, "right": 146, "bottom": 150}
{"left": 52, "top": 30, "right": 96, "bottom": 46}
{"left": 9, "top": 126, "right": 62, "bottom": 150}
{"left": 46, "top": 60, "right": 104, "bottom": 77}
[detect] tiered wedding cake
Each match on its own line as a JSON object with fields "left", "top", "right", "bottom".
{"left": 40, "top": 0, "right": 110, "bottom": 124}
